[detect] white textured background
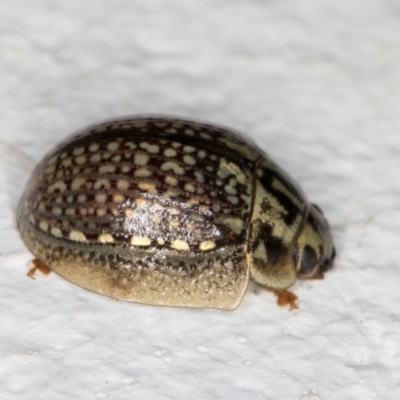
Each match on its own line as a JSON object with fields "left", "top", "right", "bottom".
{"left": 1, "top": 1, "right": 399, "bottom": 399}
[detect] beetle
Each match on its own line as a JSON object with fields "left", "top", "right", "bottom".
{"left": 17, "top": 116, "right": 335, "bottom": 310}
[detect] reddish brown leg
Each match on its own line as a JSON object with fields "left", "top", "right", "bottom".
{"left": 27, "top": 259, "right": 51, "bottom": 279}
{"left": 274, "top": 290, "right": 298, "bottom": 310}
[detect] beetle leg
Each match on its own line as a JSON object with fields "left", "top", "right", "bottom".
{"left": 27, "top": 259, "right": 51, "bottom": 279}
{"left": 274, "top": 290, "right": 298, "bottom": 310}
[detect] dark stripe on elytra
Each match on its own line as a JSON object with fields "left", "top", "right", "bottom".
{"left": 259, "top": 167, "right": 302, "bottom": 225}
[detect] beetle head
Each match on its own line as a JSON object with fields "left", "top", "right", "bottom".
{"left": 293, "top": 204, "right": 335, "bottom": 278}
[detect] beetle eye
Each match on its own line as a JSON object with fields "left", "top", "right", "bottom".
{"left": 299, "top": 245, "right": 318, "bottom": 277}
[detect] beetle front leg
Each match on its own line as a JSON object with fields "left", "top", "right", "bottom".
{"left": 274, "top": 289, "right": 298, "bottom": 310}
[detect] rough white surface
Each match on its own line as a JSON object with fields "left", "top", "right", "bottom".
{"left": 1, "top": 1, "right": 399, "bottom": 399}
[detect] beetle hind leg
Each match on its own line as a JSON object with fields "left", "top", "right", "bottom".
{"left": 27, "top": 259, "right": 51, "bottom": 279}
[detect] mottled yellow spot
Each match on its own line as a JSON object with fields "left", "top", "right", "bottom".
{"left": 199, "top": 205, "right": 209, "bottom": 213}
{"left": 213, "top": 204, "right": 221, "bottom": 213}
{"left": 89, "top": 143, "right": 100, "bottom": 152}
{"left": 184, "top": 183, "right": 195, "bottom": 193}
{"left": 161, "top": 161, "right": 184, "bottom": 175}
{"left": 147, "top": 144, "right": 160, "bottom": 153}
{"left": 98, "top": 234, "right": 114, "bottom": 243}
{"left": 171, "top": 239, "right": 190, "bottom": 251}
{"left": 163, "top": 188, "right": 181, "bottom": 198}
{"left": 39, "top": 221, "right": 48, "bottom": 232}
{"left": 198, "top": 150, "right": 206, "bottom": 159}
{"left": 107, "top": 142, "right": 120, "bottom": 152}
{"left": 224, "top": 184, "right": 237, "bottom": 195}
{"left": 80, "top": 208, "right": 87, "bottom": 216}
{"left": 48, "top": 180, "right": 67, "bottom": 194}
{"left": 199, "top": 240, "right": 216, "bottom": 251}
{"left": 172, "top": 142, "right": 181, "bottom": 148}
{"left": 90, "top": 154, "right": 101, "bottom": 163}
{"left": 73, "top": 147, "right": 85, "bottom": 156}
{"left": 77, "top": 194, "right": 87, "bottom": 203}
{"left": 134, "top": 153, "right": 150, "bottom": 166}
{"left": 95, "top": 193, "right": 107, "bottom": 203}
{"left": 134, "top": 168, "right": 152, "bottom": 178}
{"left": 117, "top": 180, "right": 129, "bottom": 190}
{"left": 169, "top": 220, "right": 180, "bottom": 227}
{"left": 136, "top": 197, "right": 146, "bottom": 205}
{"left": 164, "top": 148, "right": 177, "bottom": 157}
{"left": 183, "top": 155, "right": 196, "bottom": 165}
{"left": 125, "top": 142, "right": 137, "bottom": 149}
{"left": 185, "top": 129, "right": 194, "bottom": 136}
{"left": 72, "top": 167, "right": 80, "bottom": 176}
{"left": 236, "top": 173, "right": 247, "bottom": 185}
{"left": 122, "top": 124, "right": 132, "bottom": 129}
{"left": 96, "top": 208, "right": 106, "bottom": 217}
{"left": 69, "top": 230, "right": 86, "bottom": 242}
{"left": 157, "top": 237, "right": 165, "bottom": 245}
{"left": 153, "top": 217, "right": 161, "bottom": 224}
{"left": 138, "top": 182, "right": 157, "bottom": 194}
{"left": 52, "top": 206, "right": 62, "bottom": 216}
{"left": 227, "top": 196, "right": 239, "bottom": 205}
{"left": 94, "top": 179, "right": 111, "bottom": 190}
{"left": 112, "top": 155, "right": 121, "bottom": 163}
{"left": 95, "top": 126, "right": 106, "bottom": 133}
{"left": 165, "top": 176, "right": 179, "bottom": 186}
{"left": 75, "top": 155, "right": 86, "bottom": 165}
{"left": 194, "top": 170, "right": 204, "bottom": 182}
{"left": 183, "top": 146, "right": 196, "bottom": 153}
{"left": 186, "top": 198, "right": 200, "bottom": 205}
{"left": 51, "top": 227, "right": 62, "bottom": 237}
{"left": 65, "top": 208, "right": 75, "bottom": 216}
{"left": 217, "top": 216, "right": 244, "bottom": 234}
{"left": 113, "top": 193, "right": 125, "bottom": 203}
{"left": 200, "top": 132, "right": 212, "bottom": 140}
{"left": 219, "top": 158, "right": 244, "bottom": 183}
{"left": 45, "top": 165, "right": 56, "bottom": 175}
{"left": 121, "top": 165, "right": 131, "bottom": 173}
{"left": 130, "top": 236, "right": 152, "bottom": 246}
{"left": 62, "top": 158, "right": 72, "bottom": 167}
{"left": 166, "top": 128, "right": 177, "bottom": 134}
{"left": 99, "top": 164, "right": 116, "bottom": 174}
